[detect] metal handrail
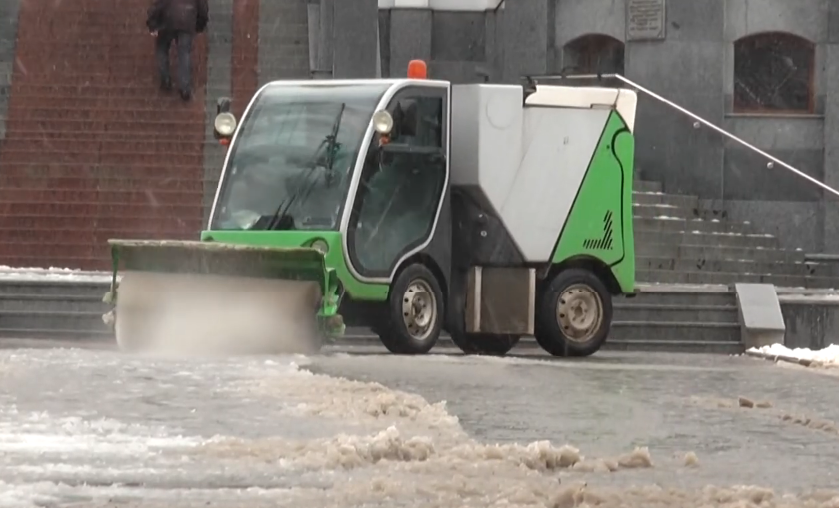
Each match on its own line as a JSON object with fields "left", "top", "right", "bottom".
{"left": 527, "top": 73, "right": 839, "bottom": 199}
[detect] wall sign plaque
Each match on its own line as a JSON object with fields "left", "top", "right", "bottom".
{"left": 627, "top": 0, "right": 666, "bottom": 41}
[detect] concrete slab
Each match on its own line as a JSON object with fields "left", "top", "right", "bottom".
{"left": 735, "top": 283, "right": 786, "bottom": 349}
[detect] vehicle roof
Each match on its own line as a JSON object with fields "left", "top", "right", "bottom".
{"left": 261, "top": 78, "right": 450, "bottom": 88}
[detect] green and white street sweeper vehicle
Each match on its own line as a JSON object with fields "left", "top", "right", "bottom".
{"left": 105, "top": 62, "right": 638, "bottom": 357}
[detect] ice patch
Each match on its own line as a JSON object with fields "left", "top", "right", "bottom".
{"left": 0, "top": 413, "right": 200, "bottom": 456}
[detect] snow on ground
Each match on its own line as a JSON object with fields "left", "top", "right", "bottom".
{"left": 3, "top": 349, "right": 839, "bottom": 506}
{"left": 746, "top": 343, "right": 839, "bottom": 367}
{"left": 0, "top": 351, "right": 658, "bottom": 507}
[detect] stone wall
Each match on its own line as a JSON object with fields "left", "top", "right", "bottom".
{"left": 372, "top": 0, "right": 839, "bottom": 254}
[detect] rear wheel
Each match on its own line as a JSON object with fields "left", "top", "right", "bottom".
{"left": 378, "top": 263, "right": 444, "bottom": 355}
{"left": 535, "top": 268, "right": 612, "bottom": 357}
{"left": 450, "top": 333, "right": 520, "bottom": 356}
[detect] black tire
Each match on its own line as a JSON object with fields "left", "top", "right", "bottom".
{"left": 378, "top": 263, "right": 445, "bottom": 355}
{"left": 450, "top": 333, "right": 520, "bottom": 356}
{"left": 535, "top": 268, "right": 613, "bottom": 357}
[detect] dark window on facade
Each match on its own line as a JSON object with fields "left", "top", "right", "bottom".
{"left": 733, "top": 32, "right": 815, "bottom": 114}
{"left": 564, "top": 34, "right": 625, "bottom": 75}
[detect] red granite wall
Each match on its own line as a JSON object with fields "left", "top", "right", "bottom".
{"left": 0, "top": 0, "right": 209, "bottom": 270}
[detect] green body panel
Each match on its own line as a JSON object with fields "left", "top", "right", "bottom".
{"left": 198, "top": 230, "right": 390, "bottom": 301}
{"left": 550, "top": 111, "right": 636, "bottom": 293}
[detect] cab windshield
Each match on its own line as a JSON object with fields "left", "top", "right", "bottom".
{"left": 211, "top": 83, "right": 390, "bottom": 231}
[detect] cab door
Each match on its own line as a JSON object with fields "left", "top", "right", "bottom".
{"left": 345, "top": 83, "right": 449, "bottom": 281}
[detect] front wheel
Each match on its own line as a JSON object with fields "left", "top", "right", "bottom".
{"left": 450, "top": 333, "right": 520, "bottom": 356}
{"left": 535, "top": 268, "right": 613, "bottom": 357}
{"left": 378, "top": 263, "right": 444, "bottom": 355}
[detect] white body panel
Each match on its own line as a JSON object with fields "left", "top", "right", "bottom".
{"left": 525, "top": 85, "right": 637, "bottom": 133}
{"left": 450, "top": 84, "right": 634, "bottom": 262}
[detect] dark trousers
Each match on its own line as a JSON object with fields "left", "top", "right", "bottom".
{"left": 155, "top": 30, "right": 194, "bottom": 92}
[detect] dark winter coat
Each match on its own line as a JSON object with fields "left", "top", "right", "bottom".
{"left": 147, "top": 0, "right": 209, "bottom": 34}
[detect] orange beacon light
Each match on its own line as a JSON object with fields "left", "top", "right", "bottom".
{"left": 407, "top": 59, "right": 428, "bottom": 79}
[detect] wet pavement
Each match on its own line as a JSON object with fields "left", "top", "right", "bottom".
{"left": 1, "top": 345, "right": 839, "bottom": 507}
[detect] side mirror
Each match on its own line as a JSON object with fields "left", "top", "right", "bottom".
{"left": 216, "top": 97, "right": 232, "bottom": 115}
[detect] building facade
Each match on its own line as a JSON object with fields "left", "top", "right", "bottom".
{"left": 0, "top": 0, "right": 837, "bottom": 268}
{"left": 319, "top": 0, "right": 838, "bottom": 253}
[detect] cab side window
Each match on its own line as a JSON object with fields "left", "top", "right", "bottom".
{"left": 347, "top": 87, "right": 447, "bottom": 278}
{"left": 390, "top": 97, "right": 443, "bottom": 148}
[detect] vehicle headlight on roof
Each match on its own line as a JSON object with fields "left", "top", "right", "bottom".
{"left": 214, "top": 112, "right": 237, "bottom": 137}
{"left": 372, "top": 110, "right": 393, "bottom": 135}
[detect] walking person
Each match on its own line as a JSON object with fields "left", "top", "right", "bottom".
{"left": 147, "top": 0, "right": 209, "bottom": 101}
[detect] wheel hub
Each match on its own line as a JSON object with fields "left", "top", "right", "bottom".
{"left": 556, "top": 284, "right": 603, "bottom": 343}
{"left": 402, "top": 280, "right": 437, "bottom": 340}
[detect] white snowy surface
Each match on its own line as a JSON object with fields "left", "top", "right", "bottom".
{"left": 0, "top": 266, "right": 111, "bottom": 283}
{"left": 746, "top": 343, "right": 839, "bottom": 366}
{"left": 3, "top": 349, "right": 839, "bottom": 507}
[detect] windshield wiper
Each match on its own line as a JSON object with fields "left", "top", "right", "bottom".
{"left": 323, "top": 102, "right": 345, "bottom": 186}
{"left": 264, "top": 103, "right": 346, "bottom": 231}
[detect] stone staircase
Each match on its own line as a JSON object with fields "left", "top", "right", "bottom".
{"left": 0, "top": 0, "right": 227, "bottom": 270}
{"left": 0, "top": 180, "right": 829, "bottom": 353}
{"left": 610, "top": 286, "right": 741, "bottom": 354}
{"left": 606, "top": 179, "right": 839, "bottom": 354}
{"left": 0, "top": 275, "right": 111, "bottom": 341}
{"left": 631, "top": 180, "right": 837, "bottom": 288}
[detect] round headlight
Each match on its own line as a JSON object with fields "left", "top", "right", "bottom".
{"left": 311, "top": 239, "right": 329, "bottom": 255}
{"left": 214, "top": 112, "right": 237, "bottom": 137}
{"left": 372, "top": 110, "right": 393, "bottom": 135}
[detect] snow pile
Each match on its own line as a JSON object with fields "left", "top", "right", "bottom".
{"left": 746, "top": 343, "right": 839, "bottom": 367}
{"left": 251, "top": 367, "right": 462, "bottom": 431}
{"left": 208, "top": 365, "right": 657, "bottom": 478}
{"left": 193, "top": 424, "right": 657, "bottom": 477}
{"left": 692, "top": 395, "right": 839, "bottom": 436}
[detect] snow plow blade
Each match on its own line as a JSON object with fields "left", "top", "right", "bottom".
{"left": 104, "top": 240, "right": 344, "bottom": 355}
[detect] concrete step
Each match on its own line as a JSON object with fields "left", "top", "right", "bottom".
{"left": 603, "top": 339, "right": 743, "bottom": 354}
{"left": 337, "top": 332, "right": 740, "bottom": 354}
{"left": 633, "top": 180, "right": 662, "bottom": 193}
{"left": 626, "top": 287, "right": 735, "bottom": 306}
{"left": 631, "top": 203, "right": 749, "bottom": 223}
{"left": 0, "top": 294, "right": 107, "bottom": 313}
{"left": 0, "top": 310, "right": 107, "bottom": 333}
{"left": 610, "top": 320, "right": 740, "bottom": 342}
{"left": 614, "top": 302, "right": 738, "bottom": 323}
{"left": 638, "top": 256, "right": 839, "bottom": 278}
{"left": 636, "top": 242, "right": 805, "bottom": 263}
{"left": 633, "top": 216, "right": 756, "bottom": 234}
{"left": 635, "top": 230, "right": 777, "bottom": 249}
{"left": 0, "top": 279, "right": 109, "bottom": 297}
{"left": 0, "top": 327, "right": 112, "bottom": 340}
{"left": 632, "top": 191, "right": 698, "bottom": 208}
{"left": 632, "top": 203, "right": 692, "bottom": 219}
{"left": 637, "top": 268, "right": 839, "bottom": 289}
